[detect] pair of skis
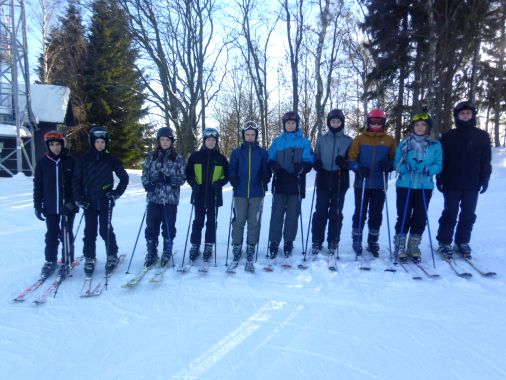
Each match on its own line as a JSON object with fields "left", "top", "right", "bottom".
{"left": 80, "top": 254, "right": 126, "bottom": 297}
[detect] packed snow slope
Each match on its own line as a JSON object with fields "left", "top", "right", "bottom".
{"left": 1, "top": 149, "right": 506, "bottom": 380}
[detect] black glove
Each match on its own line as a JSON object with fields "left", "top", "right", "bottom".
{"left": 170, "top": 177, "right": 180, "bottom": 187}
{"left": 35, "top": 208, "right": 45, "bottom": 221}
{"left": 144, "top": 182, "right": 156, "bottom": 192}
{"left": 106, "top": 190, "right": 119, "bottom": 200}
{"left": 358, "top": 167, "right": 370, "bottom": 178}
{"left": 436, "top": 174, "right": 445, "bottom": 193}
{"left": 76, "top": 200, "right": 90, "bottom": 210}
{"left": 156, "top": 172, "right": 169, "bottom": 184}
{"left": 335, "top": 156, "right": 347, "bottom": 170}
{"left": 480, "top": 180, "right": 489, "bottom": 194}
{"left": 61, "top": 201, "right": 76, "bottom": 216}
{"left": 293, "top": 163, "right": 303, "bottom": 175}
{"left": 379, "top": 160, "right": 392, "bottom": 172}
{"left": 191, "top": 184, "right": 200, "bottom": 195}
{"left": 229, "top": 176, "right": 239, "bottom": 188}
{"left": 313, "top": 160, "right": 323, "bottom": 172}
{"left": 211, "top": 181, "right": 221, "bottom": 190}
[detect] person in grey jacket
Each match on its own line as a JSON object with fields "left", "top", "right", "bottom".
{"left": 141, "top": 127, "right": 186, "bottom": 268}
{"left": 311, "top": 109, "right": 352, "bottom": 258}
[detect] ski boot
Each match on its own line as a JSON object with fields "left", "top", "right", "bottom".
{"left": 454, "top": 242, "right": 472, "bottom": 260}
{"left": 232, "top": 244, "right": 242, "bottom": 263}
{"left": 408, "top": 234, "right": 422, "bottom": 264}
{"left": 352, "top": 229, "right": 363, "bottom": 256}
{"left": 144, "top": 239, "right": 159, "bottom": 269}
{"left": 394, "top": 234, "right": 407, "bottom": 263}
{"left": 437, "top": 242, "right": 453, "bottom": 260}
{"left": 203, "top": 243, "right": 213, "bottom": 262}
{"left": 283, "top": 241, "right": 293, "bottom": 258}
{"left": 189, "top": 243, "right": 200, "bottom": 261}
{"left": 328, "top": 241, "right": 339, "bottom": 259}
{"left": 84, "top": 257, "right": 96, "bottom": 277}
{"left": 245, "top": 244, "right": 255, "bottom": 272}
{"left": 105, "top": 254, "right": 119, "bottom": 274}
{"left": 160, "top": 239, "right": 173, "bottom": 268}
{"left": 269, "top": 242, "right": 279, "bottom": 259}
{"left": 311, "top": 241, "right": 322, "bottom": 257}
{"left": 367, "top": 229, "right": 380, "bottom": 258}
{"left": 41, "top": 261, "right": 57, "bottom": 279}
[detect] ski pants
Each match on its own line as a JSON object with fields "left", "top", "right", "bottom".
{"left": 83, "top": 205, "right": 118, "bottom": 259}
{"left": 436, "top": 190, "right": 479, "bottom": 245}
{"left": 395, "top": 187, "right": 432, "bottom": 235}
{"left": 145, "top": 202, "right": 177, "bottom": 243}
{"left": 311, "top": 186, "right": 347, "bottom": 245}
{"left": 191, "top": 204, "right": 218, "bottom": 245}
{"left": 352, "top": 188, "right": 385, "bottom": 231}
{"left": 268, "top": 193, "right": 301, "bottom": 245}
{"left": 231, "top": 197, "right": 263, "bottom": 246}
{"left": 44, "top": 213, "right": 75, "bottom": 262}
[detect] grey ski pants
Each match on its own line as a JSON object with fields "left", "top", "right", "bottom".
{"left": 231, "top": 197, "right": 264, "bottom": 245}
{"left": 268, "top": 193, "right": 301, "bottom": 244}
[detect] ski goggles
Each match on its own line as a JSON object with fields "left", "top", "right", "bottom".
{"left": 241, "top": 121, "right": 259, "bottom": 131}
{"left": 412, "top": 113, "right": 431, "bottom": 122}
{"left": 91, "top": 130, "right": 109, "bottom": 139}
{"left": 203, "top": 128, "right": 219, "bottom": 139}
{"left": 368, "top": 117, "right": 385, "bottom": 125}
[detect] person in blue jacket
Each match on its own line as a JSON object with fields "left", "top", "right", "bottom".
{"left": 267, "top": 111, "right": 313, "bottom": 259}
{"left": 393, "top": 113, "right": 442, "bottom": 263}
{"left": 228, "top": 121, "right": 271, "bottom": 271}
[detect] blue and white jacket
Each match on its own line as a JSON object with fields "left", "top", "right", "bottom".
{"left": 229, "top": 142, "right": 270, "bottom": 198}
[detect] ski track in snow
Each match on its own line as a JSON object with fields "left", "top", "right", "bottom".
{"left": 1, "top": 150, "right": 506, "bottom": 379}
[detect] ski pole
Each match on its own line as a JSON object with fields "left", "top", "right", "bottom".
{"left": 225, "top": 197, "right": 235, "bottom": 266}
{"left": 355, "top": 176, "right": 367, "bottom": 261}
{"left": 105, "top": 197, "right": 113, "bottom": 290}
{"left": 420, "top": 173, "right": 436, "bottom": 269}
{"left": 72, "top": 212, "right": 85, "bottom": 245}
{"left": 179, "top": 204, "right": 194, "bottom": 268}
{"left": 298, "top": 176, "right": 306, "bottom": 260}
{"left": 214, "top": 193, "right": 219, "bottom": 267}
{"left": 54, "top": 214, "right": 70, "bottom": 298}
{"left": 304, "top": 175, "right": 317, "bottom": 258}
{"left": 255, "top": 198, "right": 264, "bottom": 263}
{"left": 396, "top": 173, "right": 413, "bottom": 263}
{"left": 125, "top": 207, "right": 147, "bottom": 274}
{"left": 383, "top": 172, "right": 393, "bottom": 262}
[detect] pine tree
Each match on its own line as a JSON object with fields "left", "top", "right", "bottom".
{"left": 84, "top": 0, "right": 147, "bottom": 167}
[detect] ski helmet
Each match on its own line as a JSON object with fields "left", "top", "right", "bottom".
{"left": 44, "top": 130, "right": 65, "bottom": 149}
{"left": 241, "top": 121, "right": 259, "bottom": 140}
{"left": 367, "top": 109, "right": 386, "bottom": 130}
{"left": 410, "top": 112, "right": 433, "bottom": 133}
{"left": 282, "top": 111, "right": 300, "bottom": 131}
{"left": 326, "top": 109, "right": 345, "bottom": 130}
{"left": 453, "top": 101, "right": 477, "bottom": 128}
{"left": 203, "top": 127, "right": 219, "bottom": 145}
{"left": 156, "top": 127, "right": 174, "bottom": 142}
{"left": 89, "top": 126, "right": 109, "bottom": 147}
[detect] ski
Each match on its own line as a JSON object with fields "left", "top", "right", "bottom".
{"left": 82, "top": 254, "right": 126, "bottom": 297}
{"left": 33, "top": 264, "right": 74, "bottom": 305}
{"left": 263, "top": 257, "right": 274, "bottom": 272}
{"left": 198, "top": 261, "right": 210, "bottom": 273}
{"left": 80, "top": 277, "right": 93, "bottom": 297}
{"left": 397, "top": 261, "right": 422, "bottom": 280}
{"left": 122, "top": 267, "right": 151, "bottom": 288}
{"left": 177, "top": 260, "right": 194, "bottom": 273}
{"left": 460, "top": 258, "right": 496, "bottom": 277}
{"left": 149, "top": 266, "right": 170, "bottom": 283}
{"left": 13, "top": 276, "right": 49, "bottom": 302}
{"left": 226, "top": 260, "right": 239, "bottom": 274}
{"left": 280, "top": 257, "right": 292, "bottom": 269}
{"left": 358, "top": 255, "right": 371, "bottom": 271}
{"left": 244, "top": 261, "right": 255, "bottom": 273}
{"left": 328, "top": 254, "right": 338, "bottom": 272}
{"left": 443, "top": 258, "right": 472, "bottom": 278}
{"left": 411, "top": 259, "right": 440, "bottom": 279}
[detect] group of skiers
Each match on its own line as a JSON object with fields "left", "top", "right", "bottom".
{"left": 33, "top": 100, "right": 491, "bottom": 278}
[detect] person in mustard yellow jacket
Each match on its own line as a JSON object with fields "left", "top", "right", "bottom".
{"left": 347, "top": 109, "right": 396, "bottom": 257}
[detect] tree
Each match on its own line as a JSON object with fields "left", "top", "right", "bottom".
{"left": 84, "top": 0, "right": 147, "bottom": 167}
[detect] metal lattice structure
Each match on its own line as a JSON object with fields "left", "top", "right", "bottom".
{"left": 0, "top": 0, "right": 35, "bottom": 176}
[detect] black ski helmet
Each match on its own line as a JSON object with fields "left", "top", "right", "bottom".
{"left": 88, "top": 126, "right": 109, "bottom": 147}
{"left": 282, "top": 111, "right": 300, "bottom": 131}
{"left": 453, "top": 101, "right": 477, "bottom": 128}
{"left": 326, "top": 109, "right": 345, "bottom": 130}
{"left": 156, "top": 127, "right": 175, "bottom": 142}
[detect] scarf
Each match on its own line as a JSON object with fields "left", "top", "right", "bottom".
{"left": 396, "top": 133, "right": 433, "bottom": 171}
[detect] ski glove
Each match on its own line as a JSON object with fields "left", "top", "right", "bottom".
{"left": 76, "top": 200, "right": 90, "bottom": 210}
{"left": 436, "top": 175, "right": 445, "bottom": 193}
{"left": 313, "top": 160, "right": 322, "bottom": 172}
{"left": 35, "top": 208, "right": 45, "bottom": 221}
{"left": 156, "top": 172, "right": 170, "bottom": 185}
{"left": 335, "top": 155, "right": 347, "bottom": 170}
{"left": 106, "top": 190, "right": 120, "bottom": 200}
{"left": 144, "top": 182, "right": 156, "bottom": 192}
{"left": 229, "top": 176, "right": 239, "bottom": 188}
{"left": 379, "top": 160, "right": 392, "bottom": 173}
{"left": 480, "top": 180, "right": 489, "bottom": 194}
{"left": 358, "top": 167, "right": 370, "bottom": 178}
{"left": 293, "top": 163, "right": 303, "bottom": 175}
{"left": 269, "top": 161, "right": 287, "bottom": 175}
{"left": 191, "top": 184, "right": 200, "bottom": 195}
{"left": 61, "top": 201, "right": 76, "bottom": 216}
{"left": 211, "top": 181, "right": 222, "bottom": 190}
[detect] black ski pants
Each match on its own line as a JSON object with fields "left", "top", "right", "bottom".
{"left": 191, "top": 204, "right": 218, "bottom": 245}
{"left": 352, "top": 188, "right": 385, "bottom": 231}
{"left": 44, "top": 213, "right": 75, "bottom": 262}
{"left": 311, "top": 186, "right": 347, "bottom": 245}
{"left": 145, "top": 202, "right": 177, "bottom": 242}
{"left": 395, "top": 187, "right": 432, "bottom": 235}
{"left": 83, "top": 205, "right": 118, "bottom": 259}
{"left": 436, "top": 190, "right": 479, "bottom": 245}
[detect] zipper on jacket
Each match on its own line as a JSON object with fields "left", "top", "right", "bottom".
{"left": 247, "top": 144, "right": 251, "bottom": 199}
{"left": 55, "top": 159, "right": 60, "bottom": 214}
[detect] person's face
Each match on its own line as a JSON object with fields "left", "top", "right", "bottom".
{"left": 413, "top": 121, "right": 428, "bottom": 136}
{"left": 330, "top": 118, "right": 342, "bottom": 129}
{"left": 243, "top": 130, "right": 257, "bottom": 142}
{"left": 285, "top": 120, "right": 297, "bottom": 132}
{"left": 458, "top": 109, "right": 473, "bottom": 121}
{"left": 205, "top": 137, "right": 216, "bottom": 149}
{"left": 94, "top": 139, "right": 106, "bottom": 152}
{"left": 48, "top": 141, "right": 62, "bottom": 155}
{"left": 159, "top": 136, "right": 172, "bottom": 150}
{"left": 368, "top": 118, "right": 384, "bottom": 131}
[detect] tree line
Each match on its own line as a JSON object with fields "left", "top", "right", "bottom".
{"left": 31, "top": 0, "right": 505, "bottom": 166}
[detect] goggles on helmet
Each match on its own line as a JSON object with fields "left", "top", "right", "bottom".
{"left": 412, "top": 113, "right": 431, "bottom": 122}
{"left": 91, "top": 130, "right": 108, "bottom": 139}
{"left": 203, "top": 127, "right": 219, "bottom": 139}
{"left": 241, "top": 121, "right": 259, "bottom": 131}
{"left": 368, "top": 117, "right": 385, "bottom": 126}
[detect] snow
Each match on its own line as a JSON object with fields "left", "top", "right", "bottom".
{"left": 0, "top": 123, "right": 32, "bottom": 137}
{"left": 29, "top": 84, "right": 71, "bottom": 124}
{"left": 1, "top": 149, "right": 506, "bottom": 380}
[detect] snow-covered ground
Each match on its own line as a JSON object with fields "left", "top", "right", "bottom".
{"left": 1, "top": 149, "right": 506, "bottom": 380}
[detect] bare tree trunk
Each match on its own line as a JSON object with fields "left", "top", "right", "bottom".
{"left": 469, "top": 39, "right": 481, "bottom": 104}
{"left": 494, "top": 0, "right": 506, "bottom": 147}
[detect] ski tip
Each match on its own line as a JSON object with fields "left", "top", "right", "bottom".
{"left": 429, "top": 274, "right": 441, "bottom": 279}
{"left": 460, "top": 273, "right": 473, "bottom": 278}
{"left": 328, "top": 267, "right": 337, "bottom": 271}
{"left": 263, "top": 267, "right": 274, "bottom": 272}
{"left": 412, "top": 276, "right": 423, "bottom": 281}
{"left": 484, "top": 272, "right": 497, "bottom": 277}
{"left": 359, "top": 267, "right": 371, "bottom": 271}
{"left": 13, "top": 298, "right": 26, "bottom": 303}
{"left": 384, "top": 268, "right": 397, "bottom": 272}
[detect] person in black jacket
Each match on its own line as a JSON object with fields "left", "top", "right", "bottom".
{"left": 186, "top": 128, "right": 229, "bottom": 263}
{"left": 34, "top": 131, "right": 77, "bottom": 278}
{"left": 73, "top": 126, "right": 129, "bottom": 276}
{"left": 436, "top": 101, "right": 492, "bottom": 260}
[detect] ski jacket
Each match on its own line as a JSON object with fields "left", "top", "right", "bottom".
{"left": 141, "top": 148, "right": 186, "bottom": 205}
{"left": 348, "top": 131, "right": 396, "bottom": 189}
{"left": 394, "top": 136, "right": 442, "bottom": 190}
{"left": 439, "top": 125, "right": 492, "bottom": 191}
{"left": 33, "top": 150, "right": 75, "bottom": 215}
{"left": 314, "top": 129, "right": 353, "bottom": 191}
{"left": 72, "top": 149, "right": 129, "bottom": 210}
{"left": 268, "top": 128, "right": 314, "bottom": 198}
{"left": 229, "top": 142, "right": 270, "bottom": 198}
{"left": 186, "top": 147, "right": 229, "bottom": 208}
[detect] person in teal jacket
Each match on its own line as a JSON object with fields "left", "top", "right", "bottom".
{"left": 393, "top": 112, "right": 442, "bottom": 263}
